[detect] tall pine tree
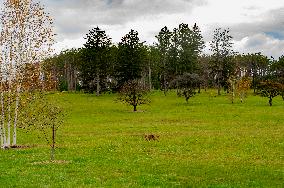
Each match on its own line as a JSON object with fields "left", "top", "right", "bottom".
{"left": 81, "top": 27, "right": 112, "bottom": 95}
{"left": 116, "top": 30, "right": 146, "bottom": 88}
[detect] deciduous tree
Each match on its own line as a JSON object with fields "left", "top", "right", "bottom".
{"left": 257, "top": 81, "right": 283, "bottom": 106}
{"left": 0, "top": 0, "right": 55, "bottom": 148}
{"left": 117, "top": 80, "right": 150, "bottom": 112}
{"left": 170, "top": 73, "right": 201, "bottom": 103}
{"left": 210, "top": 28, "right": 234, "bottom": 95}
{"left": 236, "top": 76, "right": 252, "bottom": 103}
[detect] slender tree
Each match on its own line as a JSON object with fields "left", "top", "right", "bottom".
{"left": 228, "top": 76, "right": 237, "bottom": 103}
{"left": 0, "top": 0, "right": 55, "bottom": 148}
{"left": 156, "top": 26, "right": 172, "bottom": 95}
{"left": 210, "top": 28, "right": 234, "bottom": 95}
{"left": 236, "top": 76, "right": 252, "bottom": 103}
{"left": 44, "top": 49, "right": 81, "bottom": 92}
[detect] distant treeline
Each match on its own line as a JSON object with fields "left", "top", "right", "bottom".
{"left": 43, "top": 24, "right": 284, "bottom": 96}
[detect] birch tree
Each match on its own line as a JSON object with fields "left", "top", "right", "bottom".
{"left": 0, "top": 0, "right": 55, "bottom": 148}
{"left": 236, "top": 76, "right": 252, "bottom": 103}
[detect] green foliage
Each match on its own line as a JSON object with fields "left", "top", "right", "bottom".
{"left": 19, "top": 92, "right": 64, "bottom": 160}
{"left": 80, "top": 27, "right": 112, "bottom": 94}
{"left": 117, "top": 80, "right": 150, "bottom": 111}
{"left": 170, "top": 73, "right": 201, "bottom": 102}
{"left": 116, "top": 30, "right": 146, "bottom": 88}
{"left": 176, "top": 23, "right": 205, "bottom": 74}
{"left": 155, "top": 26, "right": 172, "bottom": 94}
{"left": 257, "top": 80, "right": 283, "bottom": 106}
{"left": 155, "top": 24, "right": 205, "bottom": 94}
{"left": 59, "top": 80, "right": 68, "bottom": 92}
{"left": 242, "top": 53, "right": 270, "bottom": 93}
{"left": 210, "top": 28, "right": 234, "bottom": 94}
{"left": 270, "top": 56, "right": 284, "bottom": 100}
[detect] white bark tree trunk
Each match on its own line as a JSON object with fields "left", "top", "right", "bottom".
{"left": 0, "top": 0, "right": 55, "bottom": 149}
{"left": 0, "top": 92, "right": 7, "bottom": 148}
{"left": 13, "top": 86, "right": 20, "bottom": 146}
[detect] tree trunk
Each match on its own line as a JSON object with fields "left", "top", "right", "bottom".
{"left": 0, "top": 92, "right": 7, "bottom": 148}
{"left": 71, "top": 56, "right": 75, "bottom": 91}
{"left": 7, "top": 83, "right": 12, "bottom": 147}
{"left": 231, "top": 80, "right": 235, "bottom": 104}
{"left": 68, "top": 62, "right": 73, "bottom": 91}
{"left": 240, "top": 92, "right": 244, "bottom": 103}
{"left": 269, "top": 97, "right": 272, "bottom": 106}
{"left": 13, "top": 86, "right": 20, "bottom": 146}
{"left": 64, "top": 62, "right": 68, "bottom": 91}
{"left": 217, "top": 75, "right": 221, "bottom": 96}
{"left": 96, "top": 72, "right": 100, "bottom": 96}
{"left": 0, "top": 127, "right": 3, "bottom": 148}
{"left": 74, "top": 69, "right": 77, "bottom": 91}
{"left": 148, "top": 63, "right": 152, "bottom": 90}
{"left": 163, "top": 74, "right": 167, "bottom": 96}
{"left": 253, "top": 73, "right": 256, "bottom": 94}
{"left": 163, "top": 58, "right": 167, "bottom": 96}
{"left": 217, "top": 81, "right": 221, "bottom": 96}
{"left": 133, "top": 94, "right": 137, "bottom": 112}
{"left": 51, "top": 124, "right": 55, "bottom": 161}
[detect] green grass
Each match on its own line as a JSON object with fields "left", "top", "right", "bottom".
{"left": 0, "top": 90, "right": 283, "bottom": 187}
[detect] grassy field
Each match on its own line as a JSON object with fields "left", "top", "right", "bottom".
{"left": 0, "top": 90, "right": 283, "bottom": 187}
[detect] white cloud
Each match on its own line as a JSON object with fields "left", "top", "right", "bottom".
{"left": 234, "top": 33, "right": 284, "bottom": 58}
{"left": 1, "top": 0, "right": 283, "bottom": 58}
{"left": 53, "top": 38, "right": 85, "bottom": 54}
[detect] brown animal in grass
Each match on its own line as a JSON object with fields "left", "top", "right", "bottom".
{"left": 144, "top": 134, "right": 159, "bottom": 141}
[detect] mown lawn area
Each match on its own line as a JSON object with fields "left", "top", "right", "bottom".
{"left": 0, "top": 90, "right": 283, "bottom": 187}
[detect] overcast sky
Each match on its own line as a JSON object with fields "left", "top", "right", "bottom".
{"left": 25, "top": 0, "right": 284, "bottom": 58}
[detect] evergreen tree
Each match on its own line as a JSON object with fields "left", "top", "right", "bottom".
{"left": 155, "top": 26, "right": 172, "bottom": 95}
{"left": 81, "top": 27, "right": 112, "bottom": 95}
{"left": 116, "top": 30, "right": 146, "bottom": 88}
{"left": 177, "top": 23, "right": 205, "bottom": 75}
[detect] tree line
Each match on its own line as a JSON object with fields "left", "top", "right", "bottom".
{"left": 45, "top": 24, "right": 283, "bottom": 97}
